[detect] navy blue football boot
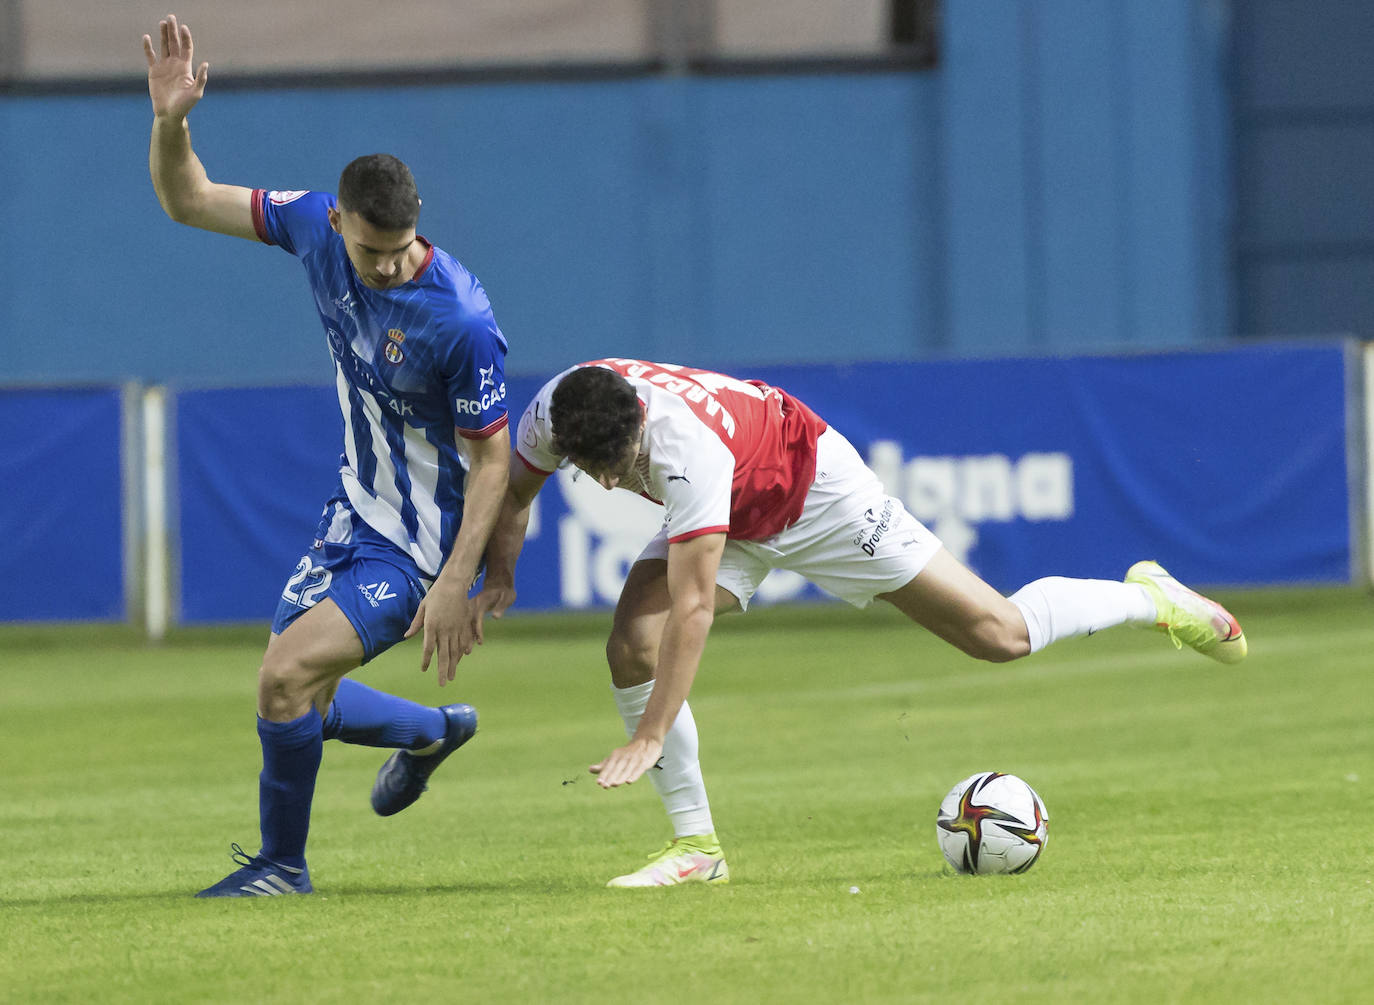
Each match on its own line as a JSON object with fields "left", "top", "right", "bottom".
{"left": 196, "top": 843, "right": 312, "bottom": 898}
{"left": 370, "top": 703, "right": 478, "bottom": 816}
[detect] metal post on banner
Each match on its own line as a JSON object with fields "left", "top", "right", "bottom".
{"left": 1363, "top": 343, "right": 1374, "bottom": 590}
{"left": 142, "top": 386, "right": 171, "bottom": 640}
{"left": 647, "top": 0, "right": 715, "bottom": 74}
{"left": 121, "top": 383, "right": 144, "bottom": 629}
{"left": 0, "top": 0, "right": 22, "bottom": 83}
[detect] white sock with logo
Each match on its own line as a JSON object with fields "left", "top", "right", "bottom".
{"left": 1009, "top": 577, "right": 1157, "bottom": 653}
{"left": 611, "top": 681, "right": 715, "bottom": 838}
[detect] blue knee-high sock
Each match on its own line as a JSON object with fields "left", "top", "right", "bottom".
{"left": 321, "top": 678, "right": 447, "bottom": 750}
{"left": 257, "top": 712, "right": 322, "bottom": 869}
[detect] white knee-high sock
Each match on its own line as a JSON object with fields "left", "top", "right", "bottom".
{"left": 1009, "top": 577, "right": 1157, "bottom": 653}
{"left": 612, "top": 681, "right": 715, "bottom": 838}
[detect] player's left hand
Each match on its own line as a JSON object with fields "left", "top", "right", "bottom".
{"left": 589, "top": 736, "right": 664, "bottom": 788}
{"left": 405, "top": 579, "right": 477, "bottom": 686}
{"left": 469, "top": 581, "right": 516, "bottom": 644}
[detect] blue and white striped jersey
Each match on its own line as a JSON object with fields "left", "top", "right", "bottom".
{"left": 252, "top": 189, "right": 509, "bottom": 577}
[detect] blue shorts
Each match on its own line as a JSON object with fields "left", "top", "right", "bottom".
{"left": 271, "top": 517, "right": 428, "bottom": 664}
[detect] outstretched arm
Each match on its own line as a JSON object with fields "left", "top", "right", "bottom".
{"left": 590, "top": 531, "right": 726, "bottom": 788}
{"left": 143, "top": 14, "right": 256, "bottom": 238}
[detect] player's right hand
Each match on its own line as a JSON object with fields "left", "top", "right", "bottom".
{"left": 589, "top": 735, "right": 664, "bottom": 789}
{"left": 143, "top": 14, "right": 208, "bottom": 120}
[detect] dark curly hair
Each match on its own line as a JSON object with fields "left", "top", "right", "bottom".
{"left": 551, "top": 366, "right": 642, "bottom": 471}
{"left": 338, "top": 153, "right": 420, "bottom": 231}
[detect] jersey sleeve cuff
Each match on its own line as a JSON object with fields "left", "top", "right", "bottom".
{"left": 667, "top": 525, "right": 729, "bottom": 544}
{"left": 516, "top": 450, "right": 556, "bottom": 476}
{"left": 250, "top": 190, "right": 274, "bottom": 245}
{"left": 457, "top": 412, "right": 509, "bottom": 440}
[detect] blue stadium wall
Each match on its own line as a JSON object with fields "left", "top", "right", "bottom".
{"left": 1232, "top": 0, "right": 1374, "bottom": 338}
{"left": 0, "top": 0, "right": 1233, "bottom": 384}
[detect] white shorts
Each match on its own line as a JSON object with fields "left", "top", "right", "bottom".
{"left": 636, "top": 427, "right": 942, "bottom": 609}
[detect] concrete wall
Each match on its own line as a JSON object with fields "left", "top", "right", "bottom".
{"left": 3, "top": 0, "right": 902, "bottom": 79}
{"left": 0, "top": 0, "right": 1232, "bottom": 383}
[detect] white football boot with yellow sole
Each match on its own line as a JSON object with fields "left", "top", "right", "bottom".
{"left": 606, "top": 833, "right": 730, "bottom": 888}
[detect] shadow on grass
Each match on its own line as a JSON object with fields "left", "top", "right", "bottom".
{"left": 0, "top": 889, "right": 205, "bottom": 909}
{"left": 0, "top": 876, "right": 592, "bottom": 910}
{"left": 2, "top": 867, "right": 977, "bottom": 910}
{"left": 322, "top": 875, "right": 604, "bottom": 898}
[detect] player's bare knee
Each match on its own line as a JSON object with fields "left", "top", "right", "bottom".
{"left": 257, "top": 658, "right": 315, "bottom": 720}
{"left": 980, "top": 637, "right": 1031, "bottom": 663}
{"left": 962, "top": 618, "right": 1031, "bottom": 663}
{"left": 605, "top": 631, "right": 655, "bottom": 689}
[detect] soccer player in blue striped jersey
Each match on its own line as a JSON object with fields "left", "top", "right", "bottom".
{"left": 145, "top": 15, "right": 508, "bottom": 897}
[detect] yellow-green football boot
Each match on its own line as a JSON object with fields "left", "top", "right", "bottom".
{"left": 1126, "top": 560, "right": 1247, "bottom": 664}
{"left": 606, "top": 833, "right": 729, "bottom": 888}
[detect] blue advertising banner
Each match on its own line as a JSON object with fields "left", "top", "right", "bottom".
{"left": 176, "top": 385, "right": 342, "bottom": 624}
{"left": 0, "top": 387, "right": 126, "bottom": 621}
{"left": 508, "top": 343, "right": 1354, "bottom": 611}
{"left": 173, "top": 342, "right": 1355, "bottom": 623}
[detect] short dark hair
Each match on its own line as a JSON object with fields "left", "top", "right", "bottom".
{"left": 338, "top": 153, "right": 420, "bottom": 231}
{"left": 551, "top": 366, "right": 642, "bottom": 471}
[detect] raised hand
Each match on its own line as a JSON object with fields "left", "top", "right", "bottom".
{"left": 142, "top": 14, "right": 208, "bottom": 120}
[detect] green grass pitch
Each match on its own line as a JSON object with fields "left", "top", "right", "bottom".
{"left": 1, "top": 587, "right": 1371, "bottom": 1002}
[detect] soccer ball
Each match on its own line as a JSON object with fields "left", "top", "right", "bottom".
{"left": 935, "top": 771, "right": 1049, "bottom": 875}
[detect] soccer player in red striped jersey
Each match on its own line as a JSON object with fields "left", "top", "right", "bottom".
{"left": 475, "top": 359, "right": 1246, "bottom": 887}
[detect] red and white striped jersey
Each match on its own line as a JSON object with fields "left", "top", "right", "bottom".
{"left": 516, "top": 359, "right": 827, "bottom": 542}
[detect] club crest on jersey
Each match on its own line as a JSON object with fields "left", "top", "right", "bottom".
{"left": 386, "top": 328, "right": 406, "bottom": 343}
{"left": 384, "top": 341, "right": 405, "bottom": 365}
{"left": 268, "top": 190, "right": 308, "bottom": 205}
